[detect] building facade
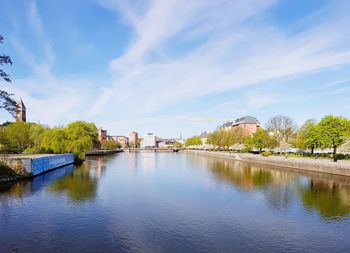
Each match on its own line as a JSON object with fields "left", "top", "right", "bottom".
{"left": 16, "top": 98, "right": 26, "bottom": 122}
{"left": 98, "top": 127, "right": 107, "bottom": 142}
{"left": 221, "top": 116, "right": 260, "bottom": 135}
{"left": 129, "top": 131, "right": 138, "bottom": 148}
{"left": 107, "top": 136, "right": 129, "bottom": 148}
{"left": 199, "top": 131, "right": 209, "bottom": 145}
{"left": 141, "top": 133, "right": 156, "bottom": 148}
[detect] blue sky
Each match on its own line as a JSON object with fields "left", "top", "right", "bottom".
{"left": 0, "top": 0, "right": 350, "bottom": 138}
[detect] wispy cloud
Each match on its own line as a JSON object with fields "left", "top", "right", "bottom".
{"left": 3, "top": 0, "right": 350, "bottom": 137}
{"left": 93, "top": 0, "right": 350, "bottom": 121}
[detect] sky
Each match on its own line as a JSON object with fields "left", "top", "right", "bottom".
{"left": 0, "top": 0, "right": 350, "bottom": 138}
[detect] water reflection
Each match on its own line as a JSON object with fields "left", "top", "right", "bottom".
{"left": 0, "top": 164, "right": 74, "bottom": 201}
{"left": 49, "top": 163, "right": 98, "bottom": 202}
{"left": 189, "top": 155, "right": 350, "bottom": 220}
{"left": 299, "top": 179, "right": 350, "bottom": 220}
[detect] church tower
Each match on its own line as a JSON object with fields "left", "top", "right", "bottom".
{"left": 16, "top": 98, "right": 26, "bottom": 122}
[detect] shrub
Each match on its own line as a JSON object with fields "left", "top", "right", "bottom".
{"left": 261, "top": 151, "right": 272, "bottom": 157}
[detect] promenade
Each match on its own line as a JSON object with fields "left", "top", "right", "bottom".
{"left": 186, "top": 150, "right": 350, "bottom": 177}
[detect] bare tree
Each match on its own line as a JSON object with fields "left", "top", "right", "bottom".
{"left": 0, "top": 35, "right": 17, "bottom": 117}
{"left": 266, "top": 115, "right": 297, "bottom": 145}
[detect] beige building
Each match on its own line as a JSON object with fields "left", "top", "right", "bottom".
{"left": 199, "top": 132, "right": 209, "bottom": 145}
{"left": 130, "top": 131, "right": 138, "bottom": 147}
{"left": 16, "top": 98, "right": 26, "bottom": 122}
{"left": 108, "top": 136, "right": 129, "bottom": 148}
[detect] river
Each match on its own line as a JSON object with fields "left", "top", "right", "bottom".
{"left": 1, "top": 152, "right": 350, "bottom": 252}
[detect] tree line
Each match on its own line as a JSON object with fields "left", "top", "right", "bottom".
{"left": 186, "top": 115, "right": 350, "bottom": 161}
{"left": 0, "top": 121, "right": 100, "bottom": 161}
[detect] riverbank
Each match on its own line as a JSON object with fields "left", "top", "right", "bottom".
{"left": 86, "top": 149, "right": 123, "bottom": 156}
{"left": 185, "top": 150, "right": 350, "bottom": 177}
{"left": 0, "top": 154, "right": 74, "bottom": 183}
{"left": 0, "top": 162, "right": 27, "bottom": 183}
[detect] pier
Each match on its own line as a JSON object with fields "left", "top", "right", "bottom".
{"left": 86, "top": 149, "right": 123, "bottom": 156}
{"left": 127, "top": 147, "right": 182, "bottom": 152}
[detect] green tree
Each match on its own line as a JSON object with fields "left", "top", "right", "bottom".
{"left": 101, "top": 140, "right": 119, "bottom": 150}
{"left": 65, "top": 121, "right": 98, "bottom": 160}
{"left": 174, "top": 141, "right": 183, "bottom": 148}
{"left": 244, "top": 128, "right": 277, "bottom": 152}
{"left": 185, "top": 136, "right": 202, "bottom": 147}
{"left": 207, "top": 131, "right": 220, "bottom": 148}
{"left": 29, "top": 123, "right": 46, "bottom": 147}
{"left": 318, "top": 116, "right": 350, "bottom": 162}
{"left": 5, "top": 121, "right": 32, "bottom": 151}
{"left": 0, "top": 127, "right": 10, "bottom": 153}
{"left": 304, "top": 124, "right": 323, "bottom": 154}
{"left": 295, "top": 119, "right": 315, "bottom": 149}
{"left": 40, "top": 128, "right": 68, "bottom": 154}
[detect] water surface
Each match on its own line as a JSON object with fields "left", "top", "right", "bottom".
{"left": 1, "top": 152, "right": 350, "bottom": 252}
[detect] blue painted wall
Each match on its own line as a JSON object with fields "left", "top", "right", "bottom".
{"left": 31, "top": 154, "right": 74, "bottom": 176}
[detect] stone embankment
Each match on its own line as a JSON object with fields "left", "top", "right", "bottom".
{"left": 86, "top": 149, "right": 123, "bottom": 156}
{"left": 186, "top": 150, "right": 350, "bottom": 177}
{"left": 0, "top": 162, "right": 27, "bottom": 184}
{"left": 0, "top": 154, "right": 74, "bottom": 184}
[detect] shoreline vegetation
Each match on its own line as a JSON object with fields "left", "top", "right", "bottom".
{"left": 0, "top": 121, "right": 101, "bottom": 161}
{"left": 0, "top": 121, "right": 117, "bottom": 182}
{"left": 185, "top": 115, "right": 350, "bottom": 162}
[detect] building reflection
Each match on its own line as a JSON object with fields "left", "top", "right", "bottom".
{"left": 188, "top": 155, "right": 350, "bottom": 220}
{"left": 139, "top": 152, "right": 156, "bottom": 173}
{"left": 84, "top": 156, "right": 107, "bottom": 179}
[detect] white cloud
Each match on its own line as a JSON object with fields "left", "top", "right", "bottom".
{"left": 90, "top": 0, "right": 350, "bottom": 125}
{"left": 4, "top": 0, "right": 350, "bottom": 136}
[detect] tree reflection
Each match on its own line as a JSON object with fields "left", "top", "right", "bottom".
{"left": 200, "top": 158, "right": 295, "bottom": 208}
{"left": 299, "top": 179, "right": 350, "bottom": 220}
{"left": 0, "top": 164, "right": 74, "bottom": 201}
{"left": 191, "top": 155, "right": 350, "bottom": 219}
{"left": 50, "top": 164, "right": 97, "bottom": 202}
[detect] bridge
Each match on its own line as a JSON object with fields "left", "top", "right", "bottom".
{"left": 126, "top": 147, "right": 182, "bottom": 152}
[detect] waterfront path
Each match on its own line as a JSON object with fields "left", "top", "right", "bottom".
{"left": 186, "top": 150, "right": 350, "bottom": 177}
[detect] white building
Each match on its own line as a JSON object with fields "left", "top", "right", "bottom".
{"left": 141, "top": 133, "right": 156, "bottom": 148}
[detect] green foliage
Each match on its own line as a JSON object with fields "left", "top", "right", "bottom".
{"left": 40, "top": 128, "right": 68, "bottom": 154}
{"left": 0, "top": 121, "right": 99, "bottom": 161}
{"left": 5, "top": 121, "right": 32, "bottom": 151}
{"left": 318, "top": 116, "right": 349, "bottom": 149}
{"left": 261, "top": 151, "right": 272, "bottom": 157}
{"left": 244, "top": 128, "right": 277, "bottom": 152}
{"left": 174, "top": 142, "right": 183, "bottom": 148}
{"left": 65, "top": 121, "right": 99, "bottom": 160}
{"left": 295, "top": 119, "right": 316, "bottom": 149}
{"left": 207, "top": 128, "right": 249, "bottom": 149}
{"left": 0, "top": 127, "right": 10, "bottom": 152}
{"left": 185, "top": 136, "right": 202, "bottom": 147}
{"left": 101, "top": 140, "right": 119, "bottom": 150}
